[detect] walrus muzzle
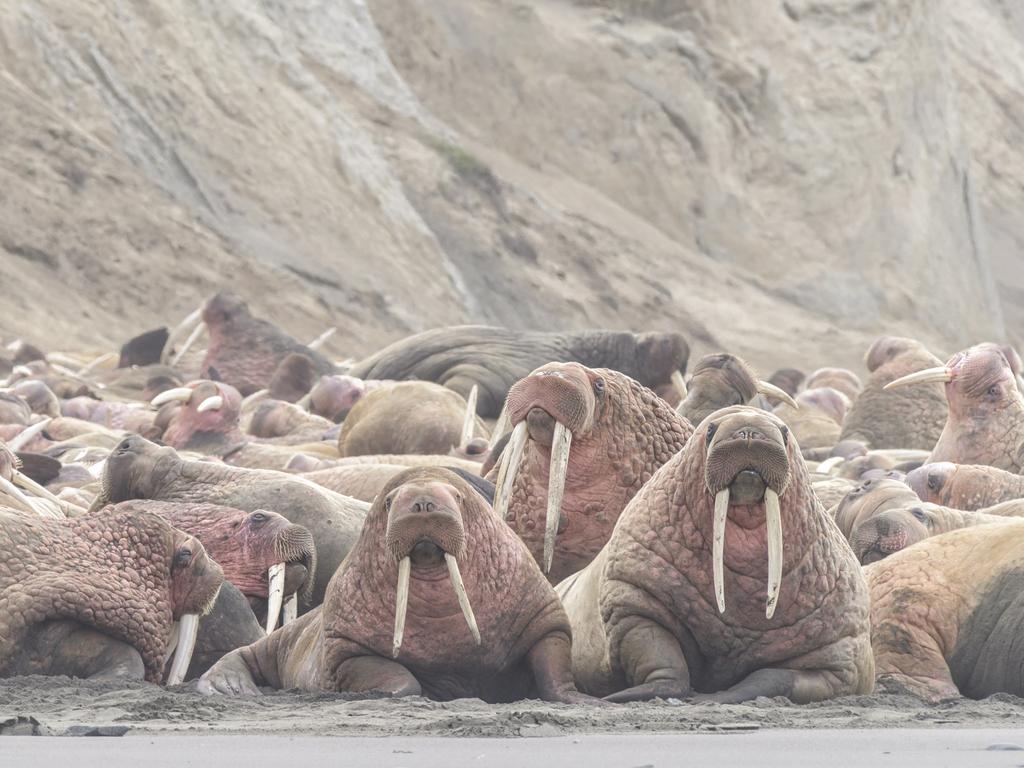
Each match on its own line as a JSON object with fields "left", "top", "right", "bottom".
{"left": 705, "top": 428, "right": 790, "bottom": 620}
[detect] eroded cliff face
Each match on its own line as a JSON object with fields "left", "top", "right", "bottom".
{"left": 0, "top": 1, "right": 1018, "bottom": 371}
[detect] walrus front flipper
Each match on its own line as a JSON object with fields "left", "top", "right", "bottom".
{"left": 692, "top": 664, "right": 865, "bottom": 705}
{"left": 526, "top": 631, "right": 604, "bottom": 705}
{"left": 333, "top": 656, "right": 422, "bottom": 697}
{"left": 603, "top": 618, "right": 692, "bottom": 703}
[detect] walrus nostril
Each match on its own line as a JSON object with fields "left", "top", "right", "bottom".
{"left": 732, "top": 427, "right": 767, "bottom": 442}
{"left": 411, "top": 498, "right": 436, "bottom": 514}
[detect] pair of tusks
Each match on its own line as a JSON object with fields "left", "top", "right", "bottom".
{"left": 457, "top": 385, "right": 479, "bottom": 452}
{"left": 392, "top": 553, "right": 480, "bottom": 657}
{"left": 151, "top": 387, "right": 222, "bottom": 413}
{"left": 307, "top": 327, "right": 336, "bottom": 351}
{"left": 884, "top": 367, "right": 953, "bottom": 390}
{"left": 712, "top": 486, "right": 783, "bottom": 620}
{"left": 165, "top": 614, "right": 201, "bottom": 686}
{"left": 161, "top": 308, "right": 204, "bottom": 366}
{"left": 264, "top": 563, "right": 299, "bottom": 635}
{"left": 492, "top": 420, "right": 572, "bottom": 573}
{"left": 0, "top": 463, "right": 83, "bottom": 518}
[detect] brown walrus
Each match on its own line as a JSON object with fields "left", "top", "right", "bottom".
{"left": 907, "top": 462, "right": 1024, "bottom": 510}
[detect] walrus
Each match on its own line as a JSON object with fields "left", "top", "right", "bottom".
{"left": 832, "top": 477, "right": 921, "bottom": 540}
{"left": 490, "top": 363, "right": 692, "bottom": 583}
{"left": 885, "top": 343, "right": 1024, "bottom": 472}
{"left": 676, "top": 354, "right": 797, "bottom": 427}
{"left": 558, "top": 406, "right": 872, "bottom": 702}
{"left": 198, "top": 467, "right": 597, "bottom": 703}
{"left": 0, "top": 507, "right": 224, "bottom": 683}
{"left": 868, "top": 520, "right": 1024, "bottom": 700}
{"left": 838, "top": 336, "right": 947, "bottom": 450}
{"left": 907, "top": 462, "right": 1024, "bottom": 510}
{"left": 199, "top": 292, "right": 335, "bottom": 396}
{"left": 346, "top": 325, "right": 690, "bottom": 418}
{"left": 805, "top": 367, "right": 862, "bottom": 401}
{"left": 850, "top": 498, "right": 1024, "bottom": 564}
{"left": 89, "top": 435, "right": 367, "bottom": 608}
{"left": 774, "top": 387, "right": 850, "bottom": 452}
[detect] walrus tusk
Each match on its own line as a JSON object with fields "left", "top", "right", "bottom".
{"left": 88, "top": 458, "right": 107, "bottom": 479}
{"left": 392, "top": 556, "right": 411, "bottom": 658}
{"left": 307, "top": 327, "right": 336, "bottom": 351}
{"left": 196, "top": 395, "right": 223, "bottom": 413}
{"left": 166, "top": 613, "right": 200, "bottom": 685}
{"left": 161, "top": 307, "right": 203, "bottom": 365}
{"left": 816, "top": 456, "right": 845, "bottom": 475}
{"left": 491, "top": 401, "right": 510, "bottom": 442}
{"left": 241, "top": 389, "right": 269, "bottom": 409}
{"left": 8, "top": 418, "right": 51, "bottom": 452}
{"left": 543, "top": 422, "right": 572, "bottom": 573}
{"left": 458, "top": 385, "right": 479, "bottom": 450}
{"left": 151, "top": 387, "right": 193, "bottom": 408}
{"left": 756, "top": 381, "right": 799, "bottom": 410}
{"left": 712, "top": 488, "right": 729, "bottom": 614}
{"left": 171, "top": 322, "right": 205, "bottom": 368}
{"left": 78, "top": 352, "right": 118, "bottom": 377}
{"left": 765, "top": 488, "right": 783, "bottom": 620}
{"left": 283, "top": 594, "right": 298, "bottom": 625}
{"left": 12, "top": 470, "right": 82, "bottom": 515}
{"left": 0, "top": 474, "right": 38, "bottom": 515}
{"left": 265, "top": 563, "right": 286, "bottom": 634}
{"left": 445, "top": 553, "right": 481, "bottom": 646}
{"left": 884, "top": 367, "right": 953, "bottom": 390}
{"left": 671, "top": 370, "right": 688, "bottom": 400}
{"left": 493, "top": 422, "right": 527, "bottom": 519}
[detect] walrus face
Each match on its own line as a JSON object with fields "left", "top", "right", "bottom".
{"left": 507, "top": 363, "right": 601, "bottom": 446}
{"left": 864, "top": 336, "right": 921, "bottom": 373}
{"left": 679, "top": 354, "right": 797, "bottom": 427}
{"left": 885, "top": 343, "right": 1021, "bottom": 418}
{"left": 310, "top": 375, "right": 368, "bottom": 422}
{"left": 152, "top": 380, "right": 242, "bottom": 450}
{"left": 102, "top": 436, "right": 178, "bottom": 503}
{"left": 833, "top": 477, "right": 920, "bottom": 539}
{"left": 382, "top": 477, "right": 480, "bottom": 657}
{"left": 169, "top": 529, "right": 224, "bottom": 621}
{"left": 700, "top": 407, "right": 791, "bottom": 619}
{"left": 851, "top": 506, "right": 934, "bottom": 564}
{"left": 202, "top": 292, "right": 250, "bottom": 334}
{"left": 906, "top": 462, "right": 957, "bottom": 505}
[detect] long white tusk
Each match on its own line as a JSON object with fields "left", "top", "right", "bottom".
{"left": 671, "top": 370, "right": 688, "bottom": 400}
{"left": 265, "top": 563, "right": 286, "bottom": 634}
{"left": 88, "top": 458, "right": 107, "bottom": 479}
{"left": 0, "top": 474, "right": 38, "bottom": 515}
{"left": 162, "top": 307, "right": 203, "bottom": 365}
{"left": 493, "top": 422, "right": 527, "bottom": 519}
{"left": 712, "top": 488, "right": 729, "bottom": 614}
{"left": 151, "top": 387, "right": 193, "bottom": 408}
{"left": 296, "top": 392, "right": 312, "bottom": 410}
{"left": 543, "top": 422, "right": 572, "bottom": 574}
{"left": 12, "top": 470, "right": 82, "bottom": 515}
{"left": 283, "top": 594, "right": 298, "bottom": 625}
{"left": 884, "top": 367, "right": 953, "bottom": 391}
{"left": 816, "top": 456, "right": 845, "bottom": 475}
{"left": 8, "top": 418, "right": 51, "bottom": 452}
{"left": 458, "top": 385, "right": 479, "bottom": 450}
{"left": 196, "top": 395, "right": 223, "bottom": 413}
{"left": 756, "top": 380, "right": 798, "bottom": 410}
{"left": 166, "top": 613, "right": 200, "bottom": 685}
{"left": 307, "top": 327, "right": 336, "bottom": 351}
{"left": 491, "top": 400, "right": 511, "bottom": 442}
{"left": 78, "top": 352, "right": 118, "bottom": 377}
{"left": 392, "top": 556, "right": 411, "bottom": 658}
{"left": 765, "top": 488, "right": 783, "bottom": 620}
{"left": 171, "top": 322, "right": 205, "bottom": 368}
{"left": 241, "top": 389, "right": 269, "bottom": 409}
{"left": 445, "top": 553, "right": 481, "bottom": 646}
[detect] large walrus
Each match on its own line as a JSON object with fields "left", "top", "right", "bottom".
{"left": 89, "top": 435, "right": 368, "bottom": 608}
{"left": 198, "top": 467, "right": 597, "bottom": 703}
{"left": 838, "top": 336, "right": 947, "bottom": 450}
{"left": 557, "top": 406, "right": 872, "bottom": 703}
{"left": 907, "top": 462, "right": 1024, "bottom": 510}
{"left": 868, "top": 520, "right": 1024, "bottom": 700}
{"left": 490, "top": 363, "right": 693, "bottom": 582}
{"left": 346, "top": 325, "right": 690, "bottom": 418}
{"left": 885, "top": 343, "right": 1024, "bottom": 472}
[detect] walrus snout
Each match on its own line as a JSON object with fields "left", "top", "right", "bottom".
{"left": 728, "top": 470, "right": 767, "bottom": 505}
{"left": 385, "top": 481, "right": 467, "bottom": 563}
{"left": 526, "top": 407, "right": 556, "bottom": 446}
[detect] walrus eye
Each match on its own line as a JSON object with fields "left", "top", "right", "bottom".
{"left": 988, "top": 385, "right": 1000, "bottom": 397}
{"left": 779, "top": 425, "right": 789, "bottom": 446}
{"left": 593, "top": 377, "right": 605, "bottom": 394}
{"left": 910, "top": 508, "right": 928, "bottom": 523}
{"left": 384, "top": 495, "right": 393, "bottom": 512}
{"left": 173, "top": 547, "right": 193, "bottom": 570}
{"left": 927, "top": 474, "right": 941, "bottom": 491}
{"left": 705, "top": 423, "right": 718, "bottom": 444}
{"left": 250, "top": 512, "right": 267, "bottom": 526}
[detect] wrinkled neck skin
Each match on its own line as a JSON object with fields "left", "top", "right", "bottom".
{"left": 931, "top": 386, "right": 1024, "bottom": 471}
{"left": 507, "top": 377, "right": 690, "bottom": 581}
{"left": 318, "top": 505, "right": 568, "bottom": 701}
{"left": 101, "top": 451, "right": 232, "bottom": 509}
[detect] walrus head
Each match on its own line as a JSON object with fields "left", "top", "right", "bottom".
{"left": 382, "top": 473, "right": 480, "bottom": 658}
{"left": 152, "top": 379, "right": 243, "bottom": 451}
{"left": 700, "top": 407, "right": 792, "bottom": 619}
{"left": 202, "top": 291, "right": 251, "bottom": 336}
{"left": 850, "top": 505, "right": 936, "bottom": 564}
{"left": 93, "top": 435, "right": 179, "bottom": 510}
{"left": 833, "top": 477, "right": 920, "bottom": 539}
{"left": 905, "top": 462, "right": 958, "bottom": 505}
{"left": 678, "top": 354, "right": 797, "bottom": 427}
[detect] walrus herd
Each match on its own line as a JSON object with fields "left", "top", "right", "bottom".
{"left": 3, "top": 292, "right": 1024, "bottom": 706}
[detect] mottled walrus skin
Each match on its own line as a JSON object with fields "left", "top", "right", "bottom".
{"left": 908, "top": 462, "right": 1024, "bottom": 511}
{"left": 0, "top": 507, "right": 223, "bottom": 682}
{"left": 832, "top": 477, "right": 921, "bottom": 541}
{"left": 338, "top": 381, "right": 487, "bottom": 458}
{"left": 558, "top": 406, "right": 872, "bottom": 703}
{"left": 851, "top": 499, "right": 1024, "bottom": 564}
{"left": 495, "top": 363, "right": 692, "bottom": 583}
{"left": 89, "top": 436, "right": 367, "bottom": 608}
{"left": 868, "top": 520, "right": 1024, "bottom": 700}
{"left": 347, "top": 325, "right": 689, "bottom": 418}
{"left": 199, "top": 468, "right": 595, "bottom": 704}
{"left": 200, "top": 292, "right": 334, "bottom": 396}
{"left": 839, "top": 337, "right": 947, "bottom": 450}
